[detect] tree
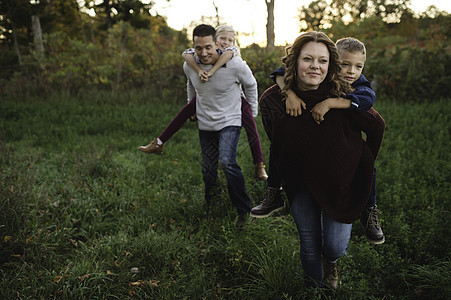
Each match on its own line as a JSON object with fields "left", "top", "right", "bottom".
{"left": 84, "top": 0, "right": 155, "bottom": 30}
{"left": 299, "top": 0, "right": 329, "bottom": 31}
{"left": 2, "top": 0, "right": 27, "bottom": 65}
{"left": 298, "top": 0, "right": 413, "bottom": 32}
{"left": 40, "top": 0, "right": 83, "bottom": 38}
{"left": 212, "top": 1, "right": 220, "bottom": 28}
{"left": 265, "top": 0, "right": 275, "bottom": 50}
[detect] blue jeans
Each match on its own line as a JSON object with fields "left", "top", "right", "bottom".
{"left": 199, "top": 126, "right": 251, "bottom": 215}
{"left": 290, "top": 190, "right": 352, "bottom": 286}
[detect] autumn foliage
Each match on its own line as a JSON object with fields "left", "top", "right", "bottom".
{"left": 0, "top": 6, "right": 449, "bottom": 102}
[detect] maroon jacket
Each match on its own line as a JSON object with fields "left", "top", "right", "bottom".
{"left": 260, "top": 83, "right": 385, "bottom": 223}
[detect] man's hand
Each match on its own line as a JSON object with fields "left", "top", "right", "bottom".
{"left": 285, "top": 92, "right": 306, "bottom": 117}
{"left": 310, "top": 99, "right": 331, "bottom": 124}
{"left": 189, "top": 114, "right": 197, "bottom": 122}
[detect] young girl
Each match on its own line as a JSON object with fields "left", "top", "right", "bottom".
{"left": 138, "top": 25, "right": 268, "bottom": 181}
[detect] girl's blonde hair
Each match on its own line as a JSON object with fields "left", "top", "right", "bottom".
{"left": 215, "top": 25, "right": 241, "bottom": 56}
{"left": 215, "top": 25, "right": 236, "bottom": 43}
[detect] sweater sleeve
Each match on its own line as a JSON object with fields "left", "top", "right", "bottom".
{"left": 183, "top": 62, "right": 196, "bottom": 103}
{"left": 238, "top": 60, "right": 258, "bottom": 117}
{"left": 349, "top": 108, "right": 385, "bottom": 159}
{"left": 347, "top": 75, "right": 376, "bottom": 112}
{"left": 270, "top": 66, "right": 286, "bottom": 84}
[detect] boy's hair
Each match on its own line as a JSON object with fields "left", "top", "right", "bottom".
{"left": 192, "top": 24, "right": 216, "bottom": 42}
{"left": 336, "top": 37, "right": 366, "bottom": 58}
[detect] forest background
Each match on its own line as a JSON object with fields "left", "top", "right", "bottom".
{"left": 0, "top": 0, "right": 450, "bottom": 100}
{"left": 0, "top": 0, "right": 450, "bottom": 299}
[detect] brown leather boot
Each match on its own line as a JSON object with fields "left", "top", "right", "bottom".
{"left": 138, "top": 138, "right": 164, "bottom": 154}
{"left": 254, "top": 162, "right": 268, "bottom": 181}
{"left": 323, "top": 258, "right": 338, "bottom": 289}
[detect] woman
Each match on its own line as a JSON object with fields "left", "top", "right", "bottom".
{"left": 259, "top": 31, "right": 385, "bottom": 288}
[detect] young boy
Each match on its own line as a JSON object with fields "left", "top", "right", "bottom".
{"left": 251, "top": 37, "right": 385, "bottom": 244}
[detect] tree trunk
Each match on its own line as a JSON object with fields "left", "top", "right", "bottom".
{"left": 266, "top": 0, "right": 275, "bottom": 50}
{"left": 105, "top": 0, "right": 113, "bottom": 29}
{"left": 32, "top": 15, "right": 45, "bottom": 60}
{"left": 213, "top": 1, "right": 220, "bottom": 28}
{"left": 6, "top": 0, "right": 22, "bottom": 66}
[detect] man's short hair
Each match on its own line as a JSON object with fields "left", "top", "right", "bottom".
{"left": 193, "top": 24, "right": 216, "bottom": 42}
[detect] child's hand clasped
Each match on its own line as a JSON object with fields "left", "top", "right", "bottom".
{"left": 285, "top": 93, "right": 306, "bottom": 117}
{"left": 198, "top": 70, "right": 209, "bottom": 82}
{"left": 310, "top": 100, "right": 331, "bottom": 124}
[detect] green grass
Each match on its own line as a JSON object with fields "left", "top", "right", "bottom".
{"left": 0, "top": 92, "right": 450, "bottom": 299}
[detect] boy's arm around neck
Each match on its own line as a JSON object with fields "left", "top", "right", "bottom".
{"left": 347, "top": 74, "right": 376, "bottom": 112}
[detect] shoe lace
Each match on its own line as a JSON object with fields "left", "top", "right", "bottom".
{"left": 261, "top": 188, "right": 278, "bottom": 206}
{"left": 260, "top": 189, "right": 271, "bottom": 206}
{"left": 367, "top": 207, "right": 381, "bottom": 229}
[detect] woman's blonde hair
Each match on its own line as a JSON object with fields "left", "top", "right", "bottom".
{"left": 282, "top": 31, "right": 352, "bottom": 97}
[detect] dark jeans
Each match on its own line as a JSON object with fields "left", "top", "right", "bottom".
{"left": 159, "top": 97, "right": 264, "bottom": 165}
{"left": 290, "top": 190, "right": 352, "bottom": 286}
{"left": 199, "top": 126, "right": 251, "bottom": 215}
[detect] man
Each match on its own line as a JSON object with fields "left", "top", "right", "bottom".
{"left": 183, "top": 24, "right": 258, "bottom": 228}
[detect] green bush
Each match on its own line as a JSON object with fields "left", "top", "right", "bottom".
{"left": 365, "top": 45, "right": 450, "bottom": 101}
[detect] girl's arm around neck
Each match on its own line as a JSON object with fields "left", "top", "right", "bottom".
{"left": 182, "top": 52, "right": 209, "bottom": 82}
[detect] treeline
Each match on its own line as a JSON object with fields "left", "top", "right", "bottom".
{"left": 0, "top": 1, "right": 449, "bottom": 101}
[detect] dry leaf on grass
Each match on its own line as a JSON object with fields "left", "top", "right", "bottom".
{"left": 69, "top": 239, "right": 78, "bottom": 247}
{"left": 78, "top": 274, "right": 90, "bottom": 282}
{"left": 129, "top": 280, "right": 159, "bottom": 287}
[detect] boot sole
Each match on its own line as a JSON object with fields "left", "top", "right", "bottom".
{"left": 138, "top": 149, "right": 163, "bottom": 155}
{"left": 367, "top": 235, "right": 385, "bottom": 244}
{"left": 250, "top": 205, "right": 285, "bottom": 218}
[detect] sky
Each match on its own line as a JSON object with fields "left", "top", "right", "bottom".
{"left": 150, "top": 0, "right": 451, "bottom": 47}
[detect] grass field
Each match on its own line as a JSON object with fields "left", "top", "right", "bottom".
{"left": 1, "top": 93, "right": 450, "bottom": 299}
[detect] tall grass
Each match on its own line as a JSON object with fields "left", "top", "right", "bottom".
{"left": 0, "top": 92, "right": 450, "bottom": 299}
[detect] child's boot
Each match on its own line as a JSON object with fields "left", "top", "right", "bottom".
{"left": 138, "top": 138, "right": 164, "bottom": 155}
{"left": 254, "top": 162, "right": 268, "bottom": 181}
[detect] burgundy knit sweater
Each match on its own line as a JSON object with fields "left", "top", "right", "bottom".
{"left": 260, "top": 83, "right": 385, "bottom": 223}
